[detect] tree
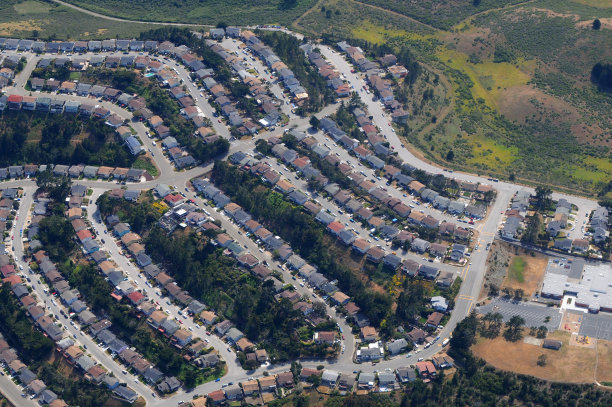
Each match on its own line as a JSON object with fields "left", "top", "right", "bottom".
{"left": 480, "top": 312, "right": 503, "bottom": 338}
{"left": 312, "top": 301, "right": 327, "bottom": 318}
{"left": 36, "top": 170, "right": 72, "bottom": 202}
{"left": 513, "top": 289, "right": 524, "bottom": 301}
{"left": 450, "top": 312, "right": 479, "bottom": 352}
{"left": 446, "top": 150, "right": 455, "bottom": 161}
{"left": 255, "top": 139, "right": 272, "bottom": 156}
{"left": 503, "top": 315, "right": 525, "bottom": 342}
{"left": 473, "top": 0, "right": 481, "bottom": 5}
{"left": 522, "top": 214, "right": 541, "bottom": 245}
{"left": 309, "top": 115, "right": 320, "bottom": 129}
{"left": 593, "top": 19, "right": 601, "bottom": 30}
{"left": 537, "top": 354, "right": 547, "bottom": 366}
{"left": 591, "top": 62, "right": 612, "bottom": 92}
{"left": 534, "top": 186, "right": 552, "bottom": 211}
{"left": 536, "top": 326, "right": 548, "bottom": 339}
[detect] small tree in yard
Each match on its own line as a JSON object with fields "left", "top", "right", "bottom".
{"left": 537, "top": 354, "right": 547, "bottom": 366}
{"left": 536, "top": 326, "right": 548, "bottom": 339}
{"left": 309, "top": 115, "right": 319, "bottom": 129}
{"left": 312, "top": 301, "right": 327, "bottom": 318}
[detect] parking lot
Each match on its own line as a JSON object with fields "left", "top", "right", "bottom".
{"left": 578, "top": 313, "right": 612, "bottom": 341}
{"left": 477, "top": 298, "right": 562, "bottom": 331}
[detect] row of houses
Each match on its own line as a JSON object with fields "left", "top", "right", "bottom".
{"left": 105, "top": 189, "right": 259, "bottom": 362}
{"left": 191, "top": 174, "right": 367, "bottom": 328}
{"left": 63, "top": 192, "right": 193, "bottom": 395}
{"left": 30, "top": 46, "right": 204, "bottom": 167}
{"left": 1, "top": 248, "right": 130, "bottom": 404}
{"left": 336, "top": 41, "right": 409, "bottom": 122}
{"left": 590, "top": 206, "right": 609, "bottom": 244}
{"left": 266, "top": 136, "right": 470, "bottom": 267}
{"left": 0, "top": 92, "right": 148, "bottom": 156}
{"left": 0, "top": 38, "right": 159, "bottom": 53}
{"left": 241, "top": 30, "right": 308, "bottom": 104}
{"left": 195, "top": 157, "right": 453, "bottom": 338}
{"left": 195, "top": 355, "right": 454, "bottom": 406}
{"left": 0, "top": 256, "right": 71, "bottom": 406}
{"left": 205, "top": 36, "right": 275, "bottom": 132}
{"left": 318, "top": 116, "right": 488, "bottom": 221}
{"left": 300, "top": 43, "right": 351, "bottom": 98}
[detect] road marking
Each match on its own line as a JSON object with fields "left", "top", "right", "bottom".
{"left": 457, "top": 295, "right": 474, "bottom": 301}
{"left": 460, "top": 264, "right": 470, "bottom": 279}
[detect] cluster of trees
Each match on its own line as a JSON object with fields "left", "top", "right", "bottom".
{"left": 493, "top": 44, "right": 516, "bottom": 64}
{"left": 591, "top": 62, "right": 612, "bottom": 92}
{"left": 30, "top": 65, "right": 72, "bottom": 82}
{"left": 257, "top": 30, "right": 336, "bottom": 114}
{"left": 0, "top": 111, "right": 134, "bottom": 168}
{"left": 37, "top": 362, "right": 114, "bottom": 407}
{"left": 0, "top": 286, "right": 54, "bottom": 367}
{"left": 331, "top": 102, "right": 366, "bottom": 142}
{"left": 211, "top": 161, "right": 392, "bottom": 327}
{"left": 36, "top": 171, "right": 72, "bottom": 203}
{"left": 96, "top": 190, "right": 162, "bottom": 235}
{"left": 143, "top": 226, "right": 322, "bottom": 362}
{"left": 403, "top": 167, "right": 462, "bottom": 199}
{"left": 37, "top": 215, "right": 77, "bottom": 262}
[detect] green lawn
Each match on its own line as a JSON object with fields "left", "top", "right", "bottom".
{"left": 508, "top": 257, "right": 526, "bottom": 283}
{"left": 133, "top": 156, "right": 158, "bottom": 177}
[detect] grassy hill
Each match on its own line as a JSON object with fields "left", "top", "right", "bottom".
{"left": 0, "top": 0, "right": 160, "bottom": 39}
{"left": 296, "top": 0, "right": 612, "bottom": 195}
{"left": 60, "top": 0, "right": 316, "bottom": 26}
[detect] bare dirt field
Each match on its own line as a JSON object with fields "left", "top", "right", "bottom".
{"left": 472, "top": 330, "right": 612, "bottom": 384}
{"left": 497, "top": 85, "right": 579, "bottom": 124}
{"left": 480, "top": 242, "right": 548, "bottom": 300}
{"left": 597, "top": 340, "right": 612, "bottom": 383}
{"left": 500, "top": 250, "right": 548, "bottom": 298}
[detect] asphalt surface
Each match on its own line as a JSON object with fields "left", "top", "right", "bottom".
{"left": 477, "top": 298, "right": 563, "bottom": 331}
{"left": 0, "top": 34, "right": 604, "bottom": 405}
{"left": 579, "top": 314, "right": 612, "bottom": 342}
